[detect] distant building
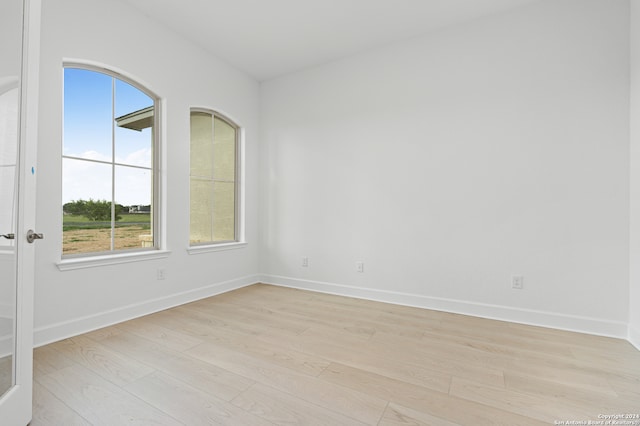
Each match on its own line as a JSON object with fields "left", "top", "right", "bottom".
{"left": 128, "top": 205, "right": 151, "bottom": 214}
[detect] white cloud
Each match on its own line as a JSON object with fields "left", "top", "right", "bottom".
{"left": 116, "top": 148, "right": 151, "bottom": 168}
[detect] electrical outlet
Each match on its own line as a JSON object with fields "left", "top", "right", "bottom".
{"left": 157, "top": 268, "right": 166, "bottom": 280}
{"left": 302, "top": 257, "right": 309, "bottom": 267}
{"left": 356, "top": 261, "right": 364, "bottom": 273}
{"left": 512, "top": 275, "right": 523, "bottom": 289}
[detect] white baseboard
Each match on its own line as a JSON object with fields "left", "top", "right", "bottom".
{"left": 33, "top": 274, "right": 260, "bottom": 348}
{"left": 260, "top": 274, "right": 629, "bottom": 339}
{"left": 31, "top": 272, "right": 635, "bottom": 350}
{"left": 630, "top": 325, "right": 640, "bottom": 351}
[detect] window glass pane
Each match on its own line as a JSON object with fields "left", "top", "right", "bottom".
{"left": 213, "top": 116, "right": 236, "bottom": 182}
{"left": 62, "top": 157, "right": 112, "bottom": 203}
{"left": 62, "top": 158, "right": 113, "bottom": 255}
{"left": 115, "top": 124, "right": 152, "bottom": 168}
{"left": 190, "top": 177, "right": 212, "bottom": 244}
{"left": 189, "top": 111, "right": 239, "bottom": 246}
{"left": 62, "top": 227, "right": 112, "bottom": 256}
{"left": 114, "top": 165, "right": 151, "bottom": 207}
{"left": 114, "top": 221, "right": 151, "bottom": 251}
{"left": 190, "top": 112, "right": 213, "bottom": 178}
{"left": 114, "top": 165, "right": 152, "bottom": 250}
{"left": 212, "top": 181, "right": 235, "bottom": 242}
{"left": 114, "top": 79, "right": 153, "bottom": 118}
{"left": 63, "top": 69, "right": 112, "bottom": 161}
{"left": 114, "top": 79, "right": 153, "bottom": 168}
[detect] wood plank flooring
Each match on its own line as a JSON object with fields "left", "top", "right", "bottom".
{"left": 30, "top": 284, "right": 640, "bottom": 425}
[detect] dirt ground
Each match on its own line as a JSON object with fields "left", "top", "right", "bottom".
{"left": 62, "top": 226, "right": 152, "bottom": 254}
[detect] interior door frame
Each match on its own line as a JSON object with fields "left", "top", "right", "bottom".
{"left": 0, "top": 0, "right": 41, "bottom": 424}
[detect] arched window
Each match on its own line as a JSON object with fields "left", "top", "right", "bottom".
{"left": 189, "top": 109, "right": 240, "bottom": 245}
{"left": 62, "top": 65, "right": 158, "bottom": 256}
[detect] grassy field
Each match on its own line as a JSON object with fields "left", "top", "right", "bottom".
{"left": 62, "top": 213, "right": 151, "bottom": 254}
{"left": 63, "top": 213, "right": 150, "bottom": 230}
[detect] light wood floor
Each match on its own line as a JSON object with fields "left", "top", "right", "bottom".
{"left": 30, "top": 284, "right": 640, "bottom": 425}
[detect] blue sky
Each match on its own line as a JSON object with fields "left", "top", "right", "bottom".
{"left": 63, "top": 68, "right": 154, "bottom": 206}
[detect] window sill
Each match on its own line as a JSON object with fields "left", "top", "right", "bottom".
{"left": 187, "top": 241, "right": 247, "bottom": 255}
{"left": 57, "top": 249, "right": 171, "bottom": 271}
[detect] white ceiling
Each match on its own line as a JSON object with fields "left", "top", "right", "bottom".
{"left": 121, "top": 0, "right": 538, "bottom": 81}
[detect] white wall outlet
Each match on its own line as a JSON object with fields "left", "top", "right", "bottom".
{"left": 157, "top": 268, "right": 166, "bottom": 280}
{"left": 512, "top": 275, "right": 524, "bottom": 289}
{"left": 302, "top": 257, "right": 309, "bottom": 267}
{"left": 356, "top": 261, "right": 364, "bottom": 273}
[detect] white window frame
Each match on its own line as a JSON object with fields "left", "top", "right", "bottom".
{"left": 57, "top": 62, "right": 167, "bottom": 270}
{"left": 188, "top": 108, "right": 245, "bottom": 254}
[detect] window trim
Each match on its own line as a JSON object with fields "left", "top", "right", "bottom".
{"left": 61, "top": 62, "right": 162, "bottom": 259}
{"left": 56, "top": 249, "right": 171, "bottom": 271}
{"left": 186, "top": 241, "right": 247, "bottom": 255}
{"left": 188, "top": 107, "right": 244, "bottom": 248}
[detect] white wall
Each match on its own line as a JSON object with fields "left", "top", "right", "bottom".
{"left": 34, "top": 0, "right": 260, "bottom": 345}
{"left": 32, "top": 0, "right": 636, "bottom": 346}
{"left": 260, "top": 0, "right": 631, "bottom": 337}
{"left": 630, "top": 0, "right": 640, "bottom": 350}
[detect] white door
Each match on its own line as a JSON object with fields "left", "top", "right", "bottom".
{"left": 0, "top": 0, "right": 41, "bottom": 424}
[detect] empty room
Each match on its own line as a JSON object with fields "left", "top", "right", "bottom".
{"left": 1, "top": 0, "right": 640, "bottom": 424}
